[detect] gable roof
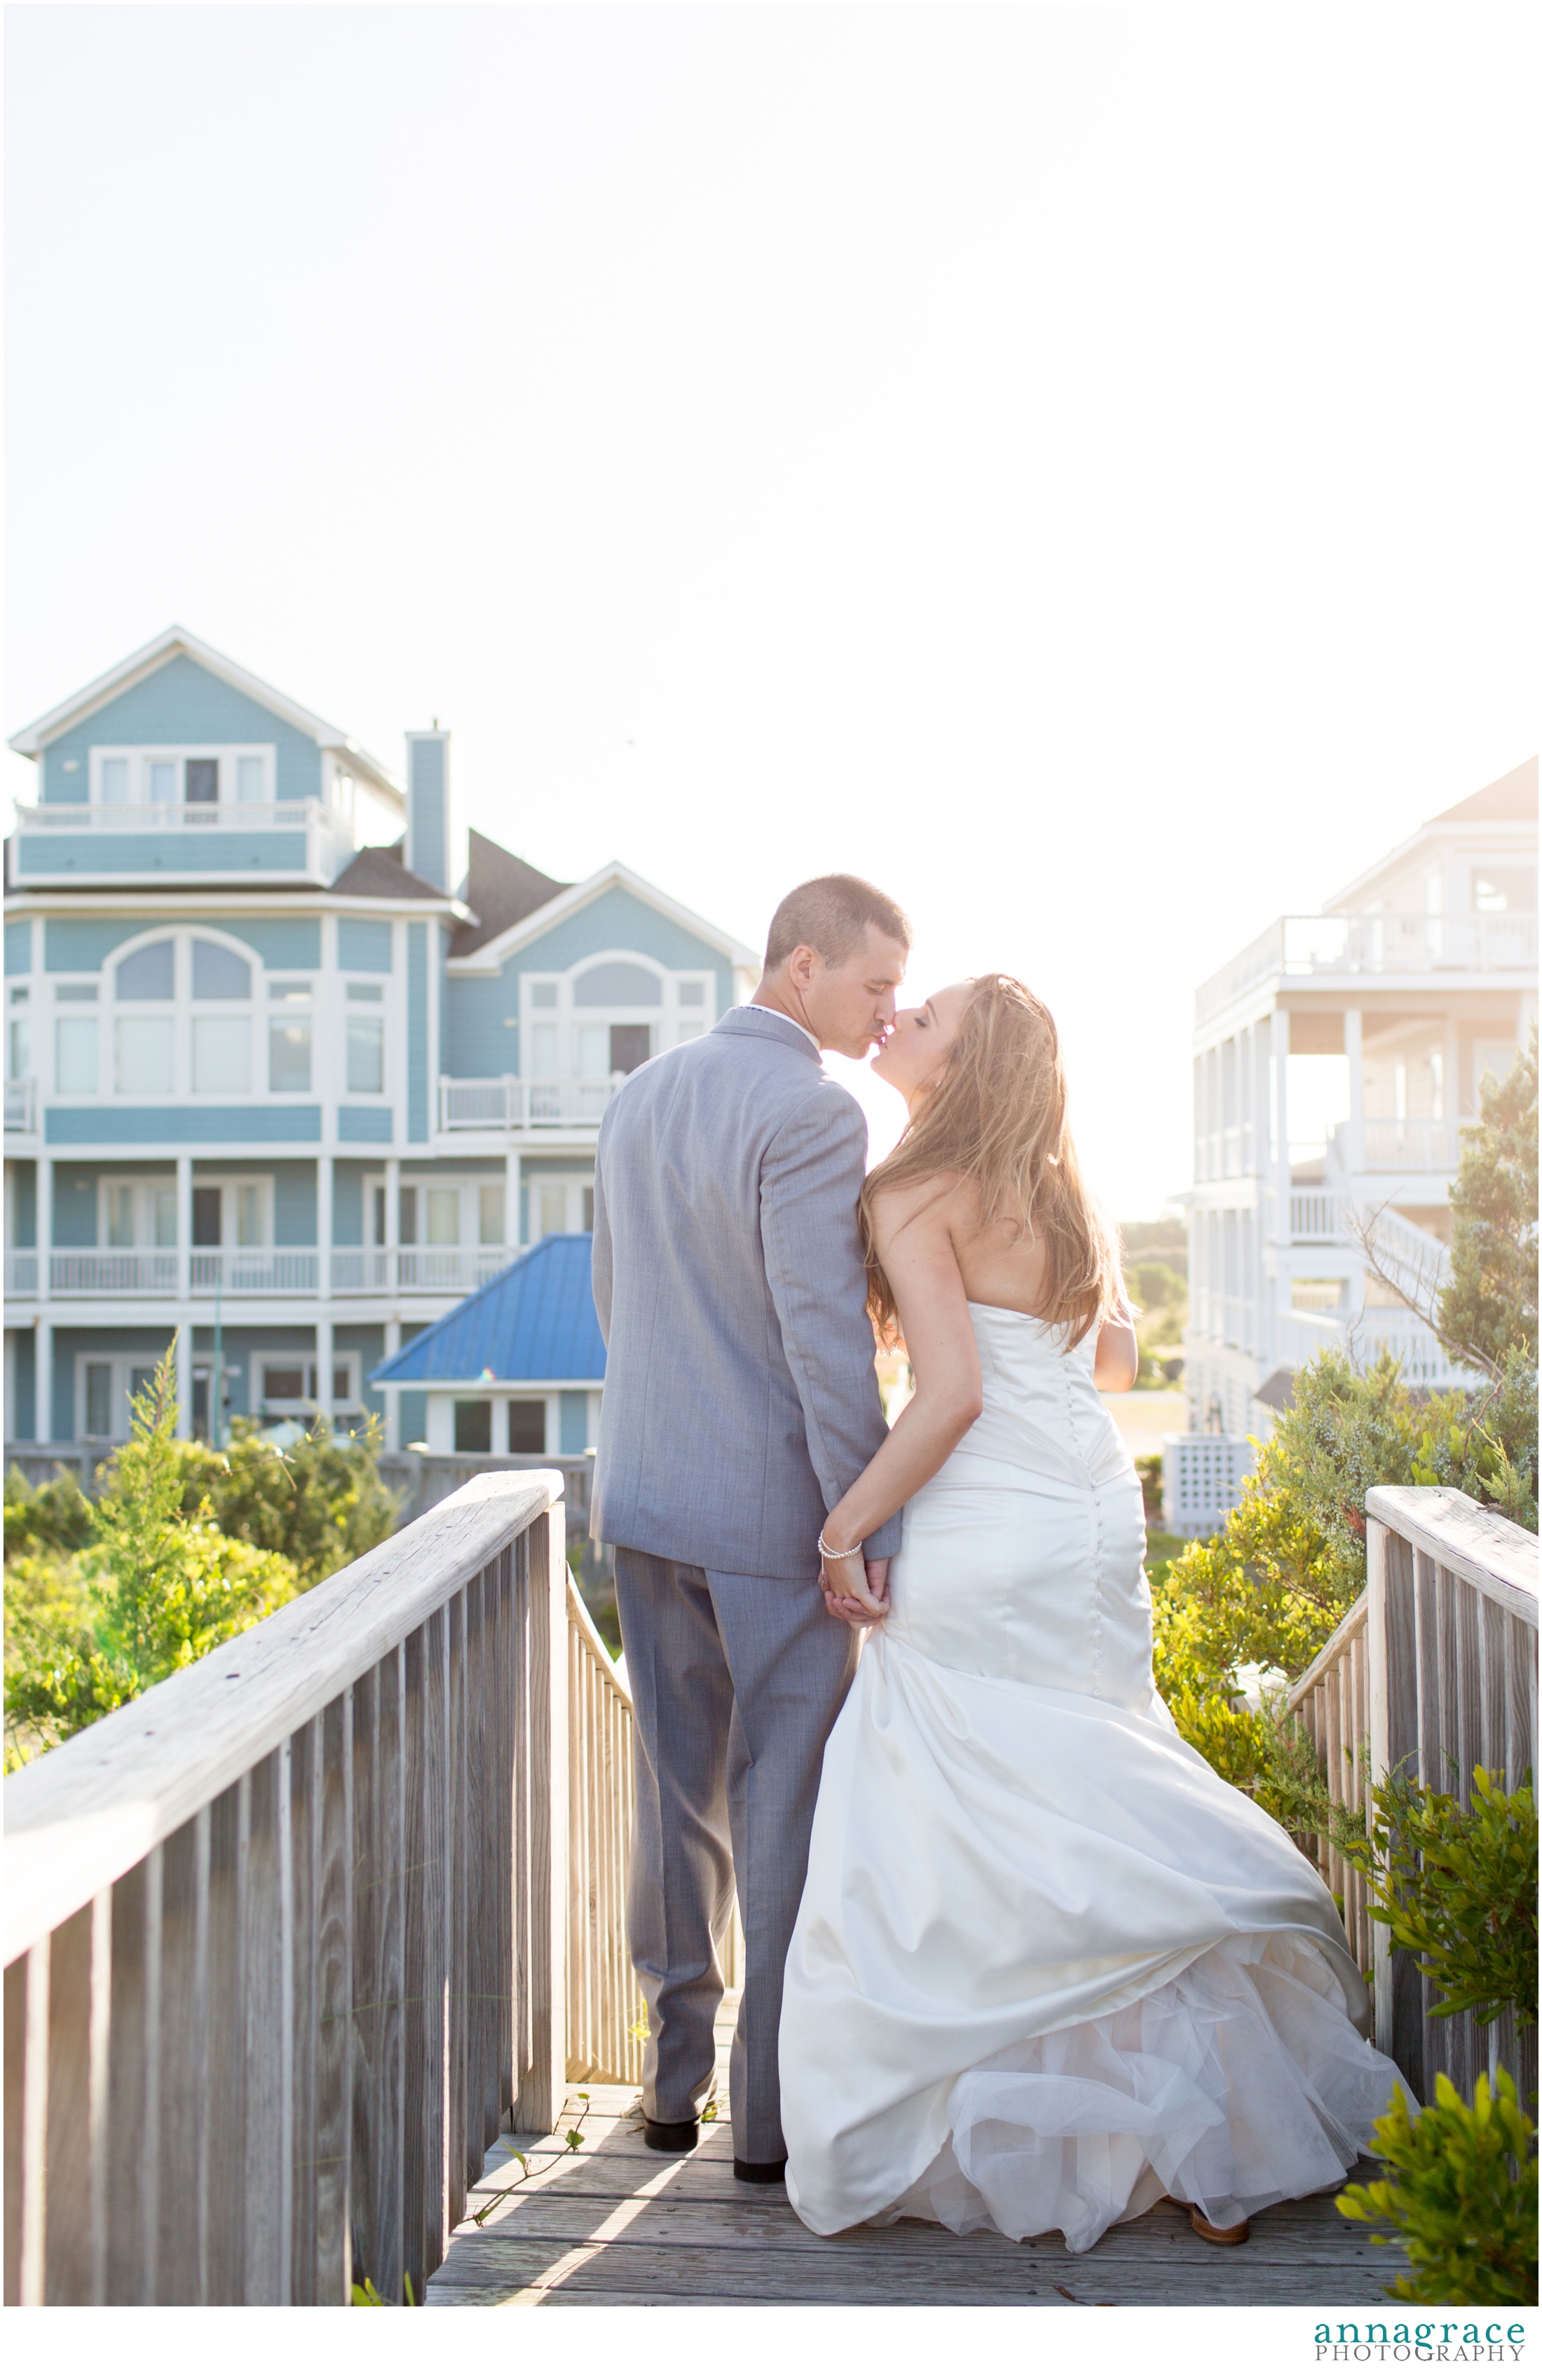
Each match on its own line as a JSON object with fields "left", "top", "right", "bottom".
{"left": 1325, "top": 757, "right": 1538, "bottom": 912}
{"left": 450, "top": 829, "right": 571, "bottom": 957}
{"left": 1426, "top": 758, "right": 1538, "bottom": 828}
{"left": 371, "top": 1234, "right": 606, "bottom": 1386}
{"left": 7, "top": 625, "right": 404, "bottom": 806}
{"left": 447, "top": 855, "right": 760, "bottom": 974}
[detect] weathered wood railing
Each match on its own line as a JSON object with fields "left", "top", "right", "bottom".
{"left": 4, "top": 1472, "right": 571, "bottom": 2306}
{"left": 564, "top": 1580, "right": 740, "bottom": 2091}
{"left": 1286, "top": 1484, "right": 1538, "bottom": 2107}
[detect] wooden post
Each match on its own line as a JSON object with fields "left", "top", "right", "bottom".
{"left": 512, "top": 1505, "right": 568, "bottom": 2132}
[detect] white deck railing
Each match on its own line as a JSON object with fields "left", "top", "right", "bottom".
{"left": 14, "top": 800, "right": 333, "bottom": 836}
{"left": 438, "top": 1076, "right": 621, "bottom": 1132}
{"left": 1286, "top": 1486, "right": 1537, "bottom": 2107}
{"left": 1196, "top": 910, "right": 1538, "bottom": 1023}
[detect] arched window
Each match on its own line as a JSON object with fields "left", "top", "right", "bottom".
{"left": 190, "top": 938, "right": 252, "bottom": 1094}
{"left": 114, "top": 938, "right": 176, "bottom": 1093}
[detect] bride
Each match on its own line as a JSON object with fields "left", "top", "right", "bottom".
{"left": 779, "top": 973, "right": 1410, "bottom": 2252}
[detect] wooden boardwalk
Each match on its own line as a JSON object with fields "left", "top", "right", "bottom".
{"left": 428, "top": 1994, "right": 1408, "bottom": 2309}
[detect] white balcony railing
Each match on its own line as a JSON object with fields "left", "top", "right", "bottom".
{"left": 4, "top": 1078, "right": 36, "bottom": 1133}
{"left": 438, "top": 1075, "right": 622, "bottom": 1132}
{"left": 11, "top": 799, "right": 354, "bottom": 887}
{"left": 5, "top": 1246, "right": 521, "bottom": 1303}
{"left": 332, "top": 1247, "right": 512, "bottom": 1294}
{"left": 189, "top": 1250, "right": 319, "bottom": 1294}
{"left": 50, "top": 1252, "right": 180, "bottom": 1295}
{"left": 1196, "top": 910, "right": 1538, "bottom": 1023}
{"left": 15, "top": 799, "right": 321, "bottom": 834}
{"left": 1360, "top": 1117, "right": 1463, "bottom": 1172}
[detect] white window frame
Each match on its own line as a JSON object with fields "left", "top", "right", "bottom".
{"left": 99, "top": 1172, "right": 178, "bottom": 1250}
{"left": 256, "top": 1349, "right": 363, "bottom": 1418}
{"left": 520, "top": 952, "right": 714, "bottom": 1080}
{"left": 76, "top": 1352, "right": 170, "bottom": 1444}
{"left": 525, "top": 1173, "right": 594, "bottom": 1244}
{"left": 190, "top": 1175, "right": 275, "bottom": 1250}
{"left": 88, "top": 745, "right": 278, "bottom": 807}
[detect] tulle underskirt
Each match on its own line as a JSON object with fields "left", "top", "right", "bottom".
{"left": 873, "top": 1930, "right": 1412, "bottom": 2255}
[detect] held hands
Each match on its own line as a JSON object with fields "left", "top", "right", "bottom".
{"left": 819, "top": 1551, "right": 890, "bottom": 1633}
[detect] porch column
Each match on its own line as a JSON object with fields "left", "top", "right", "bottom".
{"left": 317, "top": 1152, "right": 334, "bottom": 1302}
{"left": 34, "top": 1154, "right": 52, "bottom": 1440}
{"left": 384, "top": 1155, "right": 400, "bottom": 1294}
{"left": 315, "top": 1311, "right": 335, "bottom": 1428}
{"left": 34, "top": 1319, "right": 53, "bottom": 1447}
{"left": 1270, "top": 1007, "right": 1292, "bottom": 1368}
{"left": 175, "top": 1155, "right": 193, "bottom": 1437}
{"left": 383, "top": 1316, "right": 402, "bottom": 1452}
{"left": 505, "top": 1149, "right": 521, "bottom": 1256}
{"left": 1344, "top": 1009, "right": 1365, "bottom": 1176}
{"left": 491, "top": 1393, "right": 510, "bottom": 1454}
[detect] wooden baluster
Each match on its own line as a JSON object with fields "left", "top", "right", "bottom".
{"left": 445, "top": 1589, "right": 470, "bottom": 2228}
{"left": 243, "top": 1748, "right": 289, "bottom": 2302}
{"left": 377, "top": 1647, "right": 407, "bottom": 2299}
{"left": 402, "top": 1613, "right": 448, "bottom": 2302}
{"left": 492, "top": 1547, "right": 516, "bottom": 2131}
{"left": 513, "top": 1506, "right": 568, "bottom": 2133}
{"left": 156, "top": 1810, "right": 211, "bottom": 2303}
{"left": 205, "top": 1778, "right": 246, "bottom": 2302}
{"left": 349, "top": 1664, "right": 380, "bottom": 2295}
{"left": 314, "top": 1691, "right": 353, "bottom": 2302}
{"left": 287, "top": 1717, "right": 319, "bottom": 2304}
{"left": 4, "top": 1950, "right": 28, "bottom": 2303}
{"left": 104, "top": 1852, "right": 160, "bottom": 2303}
{"left": 42, "top": 1902, "right": 93, "bottom": 2302}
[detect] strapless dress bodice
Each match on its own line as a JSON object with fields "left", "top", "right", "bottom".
{"left": 885, "top": 1302, "right": 1149, "bottom": 1707}
{"left": 929, "top": 1304, "right": 1135, "bottom": 1494}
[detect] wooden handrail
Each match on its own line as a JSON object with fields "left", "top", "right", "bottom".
{"left": 1287, "top": 1484, "right": 1537, "bottom": 2110}
{"left": 4, "top": 1470, "right": 568, "bottom": 2306}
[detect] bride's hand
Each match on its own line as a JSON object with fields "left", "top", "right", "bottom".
{"left": 820, "top": 1551, "right": 890, "bottom": 1632}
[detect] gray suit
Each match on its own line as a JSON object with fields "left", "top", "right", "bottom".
{"left": 591, "top": 1004, "right": 899, "bottom": 2162}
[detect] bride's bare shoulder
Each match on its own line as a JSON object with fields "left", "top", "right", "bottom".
{"left": 868, "top": 1170, "right": 974, "bottom": 1237}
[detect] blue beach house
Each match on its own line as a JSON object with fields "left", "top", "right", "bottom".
{"left": 4, "top": 627, "right": 758, "bottom": 1460}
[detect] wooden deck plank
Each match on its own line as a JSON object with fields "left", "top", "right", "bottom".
{"left": 428, "top": 2114, "right": 1406, "bottom": 2307}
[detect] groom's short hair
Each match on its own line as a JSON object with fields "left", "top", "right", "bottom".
{"left": 765, "top": 875, "right": 912, "bottom": 971}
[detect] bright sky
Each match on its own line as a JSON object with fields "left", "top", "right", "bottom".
{"left": 5, "top": 3, "right": 1534, "bottom": 1216}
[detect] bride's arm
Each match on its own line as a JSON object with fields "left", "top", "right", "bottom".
{"left": 1092, "top": 1305, "right": 1139, "bottom": 1390}
{"left": 818, "top": 1182, "right": 983, "bottom": 1615}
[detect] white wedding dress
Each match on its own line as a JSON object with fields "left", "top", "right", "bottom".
{"left": 779, "top": 1304, "right": 1410, "bottom": 2250}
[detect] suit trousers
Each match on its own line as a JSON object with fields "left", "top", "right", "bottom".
{"left": 614, "top": 1548, "right": 859, "bottom": 2165}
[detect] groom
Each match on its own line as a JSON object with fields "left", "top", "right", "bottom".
{"left": 590, "top": 874, "right": 910, "bottom": 2182}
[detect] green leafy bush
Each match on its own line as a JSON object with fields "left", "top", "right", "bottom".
{"left": 149, "top": 1412, "right": 400, "bottom": 1588}
{"left": 1438, "top": 1026, "right": 1538, "bottom": 1376}
{"left": 1151, "top": 1343, "right": 1538, "bottom": 1810}
{"left": 4, "top": 1357, "right": 299, "bottom": 1768}
{"left": 1338, "top": 2071, "right": 1537, "bottom": 2307}
{"left": 1345, "top": 1765, "right": 1537, "bottom": 2027}
{"left": 4, "top": 1463, "right": 97, "bottom": 1559}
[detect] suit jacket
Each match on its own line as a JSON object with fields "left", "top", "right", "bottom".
{"left": 589, "top": 1004, "right": 901, "bottom": 1576}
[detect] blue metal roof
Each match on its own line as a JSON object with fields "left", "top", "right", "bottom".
{"left": 371, "top": 1234, "right": 605, "bottom": 1386}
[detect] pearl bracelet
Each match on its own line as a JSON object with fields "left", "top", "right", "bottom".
{"left": 818, "top": 1532, "right": 864, "bottom": 1562}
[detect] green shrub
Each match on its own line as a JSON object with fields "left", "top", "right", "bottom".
{"left": 1338, "top": 2070, "right": 1537, "bottom": 2307}
{"left": 4, "top": 1357, "right": 298, "bottom": 1768}
{"left": 1344, "top": 1765, "right": 1538, "bottom": 2027}
{"left": 4, "top": 1463, "right": 96, "bottom": 1559}
{"left": 1438, "top": 1026, "right": 1538, "bottom": 1376}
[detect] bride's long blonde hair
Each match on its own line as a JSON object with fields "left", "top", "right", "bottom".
{"left": 860, "top": 973, "right": 1121, "bottom": 1349}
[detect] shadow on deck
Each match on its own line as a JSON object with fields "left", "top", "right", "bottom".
{"left": 428, "top": 1995, "right": 1407, "bottom": 2309}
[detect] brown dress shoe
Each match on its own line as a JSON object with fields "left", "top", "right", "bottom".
{"left": 1166, "top": 2195, "right": 1250, "bottom": 2245}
